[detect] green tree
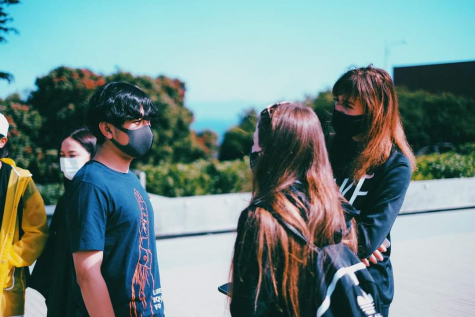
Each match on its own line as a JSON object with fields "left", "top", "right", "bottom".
{"left": 304, "top": 90, "right": 334, "bottom": 135}
{"left": 0, "top": 0, "right": 20, "bottom": 83}
{"left": 219, "top": 108, "right": 257, "bottom": 161}
{"left": 138, "top": 157, "right": 252, "bottom": 197}
{"left": 0, "top": 95, "right": 59, "bottom": 183}
{"left": 194, "top": 129, "right": 219, "bottom": 159}
{"left": 398, "top": 88, "right": 475, "bottom": 151}
{"left": 28, "top": 67, "right": 106, "bottom": 148}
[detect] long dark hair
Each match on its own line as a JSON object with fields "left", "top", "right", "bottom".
{"left": 232, "top": 102, "right": 355, "bottom": 316}
{"left": 69, "top": 127, "right": 97, "bottom": 157}
{"left": 333, "top": 65, "right": 416, "bottom": 179}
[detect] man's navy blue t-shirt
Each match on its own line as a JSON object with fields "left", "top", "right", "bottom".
{"left": 65, "top": 160, "right": 164, "bottom": 317}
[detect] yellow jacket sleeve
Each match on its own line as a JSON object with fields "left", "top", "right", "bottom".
{"left": 8, "top": 178, "right": 49, "bottom": 267}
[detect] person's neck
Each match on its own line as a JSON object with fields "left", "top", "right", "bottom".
{"left": 93, "top": 141, "right": 132, "bottom": 173}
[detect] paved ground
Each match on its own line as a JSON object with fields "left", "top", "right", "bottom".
{"left": 25, "top": 208, "right": 475, "bottom": 316}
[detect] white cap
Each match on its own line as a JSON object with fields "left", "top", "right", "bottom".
{"left": 0, "top": 113, "right": 9, "bottom": 137}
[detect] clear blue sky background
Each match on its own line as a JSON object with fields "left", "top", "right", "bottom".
{"left": 1, "top": 0, "right": 474, "bottom": 137}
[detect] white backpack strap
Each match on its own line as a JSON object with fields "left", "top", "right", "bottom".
{"left": 316, "top": 262, "right": 366, "bottom": 317}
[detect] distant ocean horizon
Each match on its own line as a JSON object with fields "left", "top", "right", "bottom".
{"left": 187, "top": 99, "right": 262, "bottom": 144}
{"left": 191, "top": 117, "right": 239, "bottom": 143}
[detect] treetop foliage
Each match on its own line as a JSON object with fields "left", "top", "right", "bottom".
{"left": 2, "top": 66, "right": 218, "bottom": 183}
{"left": 0, "top": 97, "right": 60, "bottom": 184}
{"left": 28, "top": 67, "right": 106, "bottom": 148}
{"left": 218, "top": 108, "right": 258, "bottom": 161}
{"left": 304, "top": 90, "right": 334, "bottom": 135}
{"left": 397, "top": 88, "right": 475, "bottom": 150}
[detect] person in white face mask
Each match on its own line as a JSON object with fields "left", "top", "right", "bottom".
{"left": 59, "top": 128, "right": 97, "bottom": 187}
{"left": 30, "top": 127, "right": 96, "bottom": 316}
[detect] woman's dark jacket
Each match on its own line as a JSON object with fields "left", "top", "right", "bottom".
{"left": 230, "top": 183, "right": 382, "bottom": 317}
{"left": 327, "top": 133, "right": 412, "bottom": 307}
{"left": 29, "top": 195, "right": 76, "bottom": 316}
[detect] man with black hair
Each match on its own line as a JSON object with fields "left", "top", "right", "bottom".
{"left": 65, "top": 82, "right": 165, "bottom": 316}
{"left": 0, "top": 113, "right": 49, "bottom": 316}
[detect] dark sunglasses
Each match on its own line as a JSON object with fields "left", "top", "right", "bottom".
{"left": 260, "top": 101, "right": 291, "bottom": 120}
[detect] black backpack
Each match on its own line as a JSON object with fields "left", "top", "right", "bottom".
{"left": 312, "top": 243, "right": 383, "bottom": 317}
{"left": 250, "top": 200, "right": 383, "bottom": 317}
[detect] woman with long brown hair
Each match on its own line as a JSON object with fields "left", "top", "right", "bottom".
{"left": 328, "top": 65, "right": 416, "bottom": 317}
{"left": 230, "top": 102, "right": 378, "bottom": 316}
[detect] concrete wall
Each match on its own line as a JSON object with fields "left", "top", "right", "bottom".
{"left": 150, "top": 177, "right": 475, "bottom": 237}
{"left": 46, "top": 177, "right": 475, "bottom": 238}
{"left": 149, "top": 193, "right": 251, "bottom": 237}
{"left": 400, "top": 177, "right": 475, "bottom": 213}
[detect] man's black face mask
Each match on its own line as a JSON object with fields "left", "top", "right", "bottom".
{"left": 110, "top": 124, "right": 154, "bottom": 158}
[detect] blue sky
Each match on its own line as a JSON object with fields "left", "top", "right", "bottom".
{"left": 1, "top": 0, "right": 474, "bottom": 137}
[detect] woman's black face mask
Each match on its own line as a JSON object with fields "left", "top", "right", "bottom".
{"left": 331, "top": 107, "right": 365, "bottom": 138}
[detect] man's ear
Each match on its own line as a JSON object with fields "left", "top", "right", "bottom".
{"left": 98, "top": 122, "right": 113, "bottom": 140}
{"left": 0, "top": 137, "right": 7, "bottom": 149}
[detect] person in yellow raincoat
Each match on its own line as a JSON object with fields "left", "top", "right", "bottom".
{"left": 0, "top": 113, "right": 49, "bottom": 316}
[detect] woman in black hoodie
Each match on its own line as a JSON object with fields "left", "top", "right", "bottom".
{"left": 328, "top": 65, "right": 416, "bottom": 316}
